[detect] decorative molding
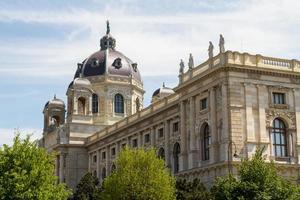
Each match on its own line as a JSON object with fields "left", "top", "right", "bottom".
{"left": 266, "top": 109, "right": 296, "bottom": 129}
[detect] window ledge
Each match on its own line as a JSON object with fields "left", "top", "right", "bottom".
{"left": 269, "top": 104, "right": 289, "bottom": 109}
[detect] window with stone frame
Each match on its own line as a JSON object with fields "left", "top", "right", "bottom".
{"left": 144, "top": 133, "right": 150, "bottom": 144}
{"left": 93, "top": 155, "right": 97, "bottom": 163}
{"left": 102, "top": 151, "right": 106, "bottom": 160}
{"left": 271, "top": 118, "right": 288, "bottom": 157}
{"left": 272, "top": 92, "right": 285, "bottom": 104}
{"left": 173, "top": 122, "right": 179, "bottom": 132}
{"left": 114, "top": 93, "right": 124, "bottom": 114}
{"left": 132, "top": 138, "right": 138, "bottom": 148}
{"left": 200, "top": 98, "right": 208, "bottom": 110}
{"left": 111, "top": 147, "right": 116, "bottom": 156}
{"left": 92, "top": 93, "right": 99, "bottom": 113}
{"left": 202, "top": 124, "right": 210, "bottom": 161}
{"left": 158, "top": 128, "right": 164, "bottom": 138}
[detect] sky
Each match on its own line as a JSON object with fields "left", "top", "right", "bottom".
{"left": 0, "top": 0, "right": 300, "bottom": 146}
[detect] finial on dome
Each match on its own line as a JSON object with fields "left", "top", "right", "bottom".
{"left": 54, "top": 94, "right": 56, "bottom": 99}
{"left": 106, "top": 20, "right": 110, "bottom": 35}
{"left": 100, "top": 20, "right": 116, "bottom": 50}
{"left": 163, "top": 82, "right": 165, "bottom": 87}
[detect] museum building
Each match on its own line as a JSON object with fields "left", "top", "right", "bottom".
{"left": 39, "top": 22, "right": 300, "bottom": 189}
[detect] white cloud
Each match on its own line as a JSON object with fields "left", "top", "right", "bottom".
{"left": 0, "top": 128, "right": 42, "bottom": 147}
{"left": 0, "top": 0, "right": 299, "bottom": 80}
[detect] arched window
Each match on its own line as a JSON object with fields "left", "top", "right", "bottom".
{"left": 173, "top": 143, "right": 181, "bottom": 173}
{"left": 78, "top": 97, "right": 86, "bottom": 115}
{"left": 93, "top": 170, "right": 97, "bottom": 177}
{"left": 52, "top": 116, "right": 60, "bottom": 127}
{"left": 158, "top": 148, "right": 165, "bottom": 160}
{"left": 92, "top": 93, "right": 99, "bottom": 113}
{"left": 202, "top": 123, "right": 210, "bottom": 161}
{"left": 136, "top": 97, "right": 140, "bottom": 112}
{"left": 102, "top": 167, "right": 106, "bottom": 180}
{"left": 114, "top": 94, "right": 124, "bottom": 114}
{"left": 272, "top": 118, "right": 287, "bottom": 157}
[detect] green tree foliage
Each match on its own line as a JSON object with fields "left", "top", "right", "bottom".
{"left": 176, "top": 178, "right": 212, "bottom": 200}
{"left": 211, "top": 148, "right": 300, "bottom": 200}
{"left": 72, "top": 172, "right": 102, "bottom": 200}
{"left": 0, "top": 134, "right": 71, "bottom": 200}
{"left": 101, "top": 147, "right": 176, "bottom": 200}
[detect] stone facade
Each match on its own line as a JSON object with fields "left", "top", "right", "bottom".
{"left": 39, "top": 28, "right": 300, "bottom": 189}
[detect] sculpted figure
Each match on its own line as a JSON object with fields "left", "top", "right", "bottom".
{"left": 219, "top": 34, "right": 225, "bottom": 53}
{"left": 208, "top": 41, "right": 214, "bottom": 59}
{"left": 188, "top": 53, "right": 194, "bottom": 69}
{"left": 179, "top": 59, "right": 185, "bottom": 74}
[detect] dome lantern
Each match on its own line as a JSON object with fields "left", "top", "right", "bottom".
{"left": 100, "top": 20, "right": 116, "bottom": 50}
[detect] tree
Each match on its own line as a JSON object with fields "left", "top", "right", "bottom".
{"left": 101, "top": 147, "right": 176, "bottom": 200}
{"left": 72, "top": 172, "right": 102, "bottom": 200}
{"left": 176, "top": 178, "right": 212, "bottom": 200}
{"left": 211, "top": 148, "right": 300, "bottom": 200}
{"left": 0, "top": 134, "right": 71, "bottom": 200}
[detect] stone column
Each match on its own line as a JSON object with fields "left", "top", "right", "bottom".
{"left": 74, "top": 96, "right": 78, "bottom": 114}
{"left": 105, "top": 146, "right": 109, "bottom": 174}
{"left": 256, "top": 85, "right": 268, "bottom": 143}
{"left": 139, "top": 132, "right": 143, "bottom": 147}
{"left": 164, "top": 120, "right": 170, "bottom": 167}
{"left": 221, "top": 83, "right": 229, "bottom": 161}
{"left": 293, "top": 89, "right": 300, "bottom": 163}
{"left": 151, "top": 127, "right": 156, "bottom": 146}
{"left": 89, "top": 96, "right": 92, "bottom": 115}
{"left": 180, "top": 101, "right": 188, "bottom": 170}
{"left": 96, "top": 150, "right": 100, "bottom": 179}
{"left": 244, "top": 83, "right": 255, "bottom": 142}
{"left": 209, "top": 87, "right": 218, "bottom": 163}
{"left": 59, "top": 153, "right": 64, "bottom": 183}
{"left": 188, "top": 96, "right": 197, "bottom": 168}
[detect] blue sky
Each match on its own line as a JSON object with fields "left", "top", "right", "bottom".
{"left": 0, "top": 0, "right": 300, "bottom": 145}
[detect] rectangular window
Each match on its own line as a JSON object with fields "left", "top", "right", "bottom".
{"left": 144, "top": 134, "right": 150, "bottom": 143}
{"left": 158, "top": 128, "right": 164, "bottom": 138}
{"left": 132, "top": 139, "right": 138, "bottom": 147}
{"left": 93, "top": 155, "right": 97, "bottom": 163}
{"left": 111, "top": 148, "right": 116, "bottom": 156}
{"left": 102, "top": 151, "right": 106, "bottom": 160}
{"left": 273, "top": 92, "right": 285, "bottom": 104}
{"left": 201, "top": 98, "right": 208, "bottom": 110}
{"left": 173, "top": 122, "right": 179, "bottom": 132}
{"left": 122, "top": 143, "right": 127, "bottom": 149}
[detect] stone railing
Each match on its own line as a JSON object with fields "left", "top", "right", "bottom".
{"left": 86, "top": 93, "right": 180, "bottom": 144}
{"left": 179, "top": 51, "right": 300, "bottom": 85}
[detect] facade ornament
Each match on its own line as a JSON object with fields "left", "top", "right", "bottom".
{"left": 208, "top": 41, "right": 214, "bottom": 59}
{"left": 179, "top": 59, "right": 185, "bottom": 74}
{"left": 106, "top": 20, "right": 110, "bottom": 35}
{"left": 219, "top": 34, "right": 225, "bottom": 53}
{"left": 188, "top": 53, "right": 194, "bottom": 69}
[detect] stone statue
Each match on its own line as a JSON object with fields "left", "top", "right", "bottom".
{"left": 188, "top": 53, "right": 194, "bottom": 69}
{"left": 179, "top": 59, "right": 185, "bottom": 74}
{"left": 106, "top": 20, "right": 110, "bottom": 35}
{"left": 219, "top": 34, "right": 225, "bottom": 53}
{"left": 208, "top": 41, "right": 214, "bottom": 59}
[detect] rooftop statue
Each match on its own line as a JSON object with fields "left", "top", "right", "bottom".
{"left": 208, "top": 41, "right": 214, "bottom": 59}
{"left": 219, "top": 34, "right": 225, "bottom": 53}
{"left": 188, "top": 53, "right": 194, "bottom": 69}
{"left": 179, "top": 59, "right": 185, "bottom": 74}
{"left": 106, "top": 20, "right": 110, "bottom": 35}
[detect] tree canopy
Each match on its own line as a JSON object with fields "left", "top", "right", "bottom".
{"left": 72, "top": 172, "right": 102, "bottom": 200}
{"left": 101, "top": 147, "right": 176, "bottom": 200}
{"left": 176, "top": 178, "right": 212, "bottom": 200}
{"left": 0, "top": 134, "right": 71, "bottom": 200}
{"left": 211, "top": 148, "right": 300, "bottom": 200}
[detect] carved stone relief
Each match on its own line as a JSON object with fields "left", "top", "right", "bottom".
{"left": 265, "top": 109, "right": 296, "bottom": 129}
